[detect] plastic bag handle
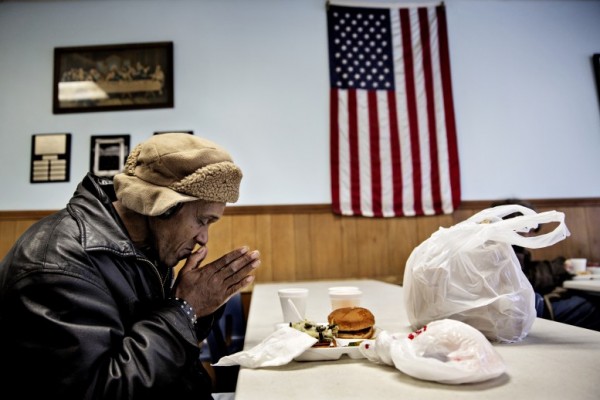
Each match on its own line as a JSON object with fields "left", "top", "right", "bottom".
{"left": 475, "top": 209, "right": 570, "bottom": 249}
{"left": 466, "top": 204, "right": 538, "bottom": 225}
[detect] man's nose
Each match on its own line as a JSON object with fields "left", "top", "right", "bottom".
{"left": 194, "top": 225, "right": 209, "bottom": 246}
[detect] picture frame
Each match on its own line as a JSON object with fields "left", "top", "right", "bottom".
{"left": 154, "top": 130, "right": 193, "bottom": 135}
{"left": 30, "top": 133, "right": 71, "bottom": 183}
{"left": 593, "top": 54, "right": 600, "bottom": 106}
{"left": 53, "top": 41, "right": 173, "bottom": 114}
{"left": 90, "top": 134, "right": 131, "bottom": 178}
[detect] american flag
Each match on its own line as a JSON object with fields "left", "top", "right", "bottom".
{"left": 327, "top": 3, "right": 460, "bottom": 217}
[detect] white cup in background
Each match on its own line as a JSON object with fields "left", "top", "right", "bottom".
{"left": 566, "top": 258, "right": 587, "bottom": 274}
{"left": 277, "top": 288, "right": 308, "bottom": 323}
{"left": 328, "top": 286, "right": 362, "bottom": 310}
{"left": 588, "top": 266, "right": 600, "bottom": 275}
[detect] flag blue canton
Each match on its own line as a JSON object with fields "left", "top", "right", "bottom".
{"left": 327, "top": 5, "right": 395, "bottom": 91}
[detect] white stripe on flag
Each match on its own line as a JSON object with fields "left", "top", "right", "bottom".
{"left": 377, "top": 90, "right": 394, "bottom": 217}
{"left": 357, "top": 90, "right": 373, "bottom": 217}
{"left": 337, "top": 90, "right": 352, "bottom": 216}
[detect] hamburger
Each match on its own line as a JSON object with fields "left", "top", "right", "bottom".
{"left": 327, "top": 307, "right": 375, "bottom": 339}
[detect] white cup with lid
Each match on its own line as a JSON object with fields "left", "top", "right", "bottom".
{"left": 328, "top": 286, "right": 362, "bottom": 310}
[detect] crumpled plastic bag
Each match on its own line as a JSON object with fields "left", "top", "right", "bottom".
{"left": 403, "top": 204, "right": 569, "bottom": 343}
{"left": 212, "top": 326, "right": 316, "bottom": 368}
{"left": 359, "top": 319, "right": 506, "bottom": 384}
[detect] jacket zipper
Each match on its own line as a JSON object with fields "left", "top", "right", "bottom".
{"left": 138, "top": 257, "right": 169, "bottom": 298}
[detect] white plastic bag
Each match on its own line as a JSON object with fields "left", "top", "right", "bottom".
{"left": 359, "top": 319, "right": 506, "bottom": 384}
{"left": 403, "top": 204, "right": 570, "bottom": 343}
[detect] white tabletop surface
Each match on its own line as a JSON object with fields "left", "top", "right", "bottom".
{"left": 563, "top": 278, "right": 600, "bottom": 293}
{"left": 235, "top": 279, "right": 600, "bottom": 400}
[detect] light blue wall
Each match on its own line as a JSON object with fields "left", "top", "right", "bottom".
{"left": 0, "top": 0, "right": 599, "bottom": 210}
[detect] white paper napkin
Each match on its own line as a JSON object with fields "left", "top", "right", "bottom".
{"left": 212, "top": 326, "right": 317, "bottom": 368}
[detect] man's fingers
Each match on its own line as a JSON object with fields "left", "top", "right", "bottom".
{"left": 227, "top": 274, "right": 256, "bottom": 295}
{"left": 222, "top": 254, "right": 260, "bottom": 294}
{"left": 173, "top": 247, "right": 260, "bottom": 317}
{"left": 211, "top": 246, "right": 250, "bottom": 270}
{"left": 180, "top": 246, "right": 207, "bottom": 272}
{"left": 217, "top": 250, "right": 260, "bottom": 277}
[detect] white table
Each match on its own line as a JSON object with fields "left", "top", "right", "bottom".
{"left": 563, "top": 278, "right": 600, "bottom": 294}
{"left": 235, "top": 279, "right": 600, "bottom": 400}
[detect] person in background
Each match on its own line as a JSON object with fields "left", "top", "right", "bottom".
{"left": 491, "top": 198, "right": 600, "bottom": 331}
{"left": 0, "top": 133, "right": 261, "bottom": 399}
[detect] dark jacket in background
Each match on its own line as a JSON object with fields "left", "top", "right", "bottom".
{"left": 513, "top": 245, "right": 600, "bottom": 331}
{"left": 0, "top": 174, "right": 217, "bottom": 400}
{"left": 513, "top": 245, "right": 571, "bottom": 295}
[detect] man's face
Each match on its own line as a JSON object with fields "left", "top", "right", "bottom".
{"left": 147, "top": 200, "right": 226, "bottom": 268}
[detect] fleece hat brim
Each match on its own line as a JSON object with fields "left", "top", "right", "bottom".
{"left": 113, "top": 133, "right": 243, "bottom": 216}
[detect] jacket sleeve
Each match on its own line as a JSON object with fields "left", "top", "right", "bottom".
{"left": 3, "top": 258, "right": 216, "bottom": 400}
{"left": 515, "top": 247, "right": 570, "bottom": 295}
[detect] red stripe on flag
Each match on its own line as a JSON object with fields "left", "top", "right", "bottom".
{"left": 330, "top": 88, "right": 341, "bottom": 215}
{"left": 419, "top": 8, "right": 442, "bottom": 215}
{"left": 400, "top": 9, "right": 423, "bottom": 216}
{"left": 368, "top": 91, "right": 383, "bottom": 217}
{"left": 388, "top": 90, "right": 404, "bottom": 216}
{"left": 437, "top": 5, "right": 461, "bottom": 210}
{"left": 348, "top": 89, "right": 361, "bottom": 216}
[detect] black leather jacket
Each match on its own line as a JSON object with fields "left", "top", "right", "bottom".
{"left": 0, "top": 174, "right": 217, "bottom": 400}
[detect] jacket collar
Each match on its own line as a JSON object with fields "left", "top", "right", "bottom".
{"left": 67, "top": 173, "right": 139, "bottom": 257}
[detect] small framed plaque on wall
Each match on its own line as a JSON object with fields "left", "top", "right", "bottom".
{"left": 30, "top": 133, "right": 71, "bottom": 183}
{"left": 153, "top": 130, "right": 193, "bottom": 135}
{"left": 90, "top": 134, "right": 130, "bottom": 178}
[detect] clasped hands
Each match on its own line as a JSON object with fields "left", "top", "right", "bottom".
{"left": 172, "top": 246, "right": 260, "bottom": 318}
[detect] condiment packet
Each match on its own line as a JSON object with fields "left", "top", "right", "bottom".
{"left": 212, "top": 326, "right": 317, "bottom": 368}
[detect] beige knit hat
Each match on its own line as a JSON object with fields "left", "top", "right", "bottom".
{"left": 113, "top": 133, "right": 242, "bottom": 216}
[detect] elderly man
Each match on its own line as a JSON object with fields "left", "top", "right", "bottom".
{"left": 0, "top": 133, "right": 260, "bottom": 399}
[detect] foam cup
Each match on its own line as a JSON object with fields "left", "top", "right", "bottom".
{"left": 566, "top": 258, "right": 587, "bottom": 274}
{"left": 328, "top": 286, "right": 362, "bottom": 310}
{"left": 277, "top": 288, "right": 308, "bottom": 323}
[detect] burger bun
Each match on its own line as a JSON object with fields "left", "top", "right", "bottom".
{"left": 327, "top": 307, "right": 375, "bottom": 339}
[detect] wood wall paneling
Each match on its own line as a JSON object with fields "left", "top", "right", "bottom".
{"left": 586, "top": 207, "right": 600, "bottom": 262}
{"left": 270, "top": 214, "right": 296, "bottom": 282}
{"left": 293, "top": 214, "right": 312, "bottom": 281}
{"left": 1, "top": 199, "right": 599, "bottom": 286}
